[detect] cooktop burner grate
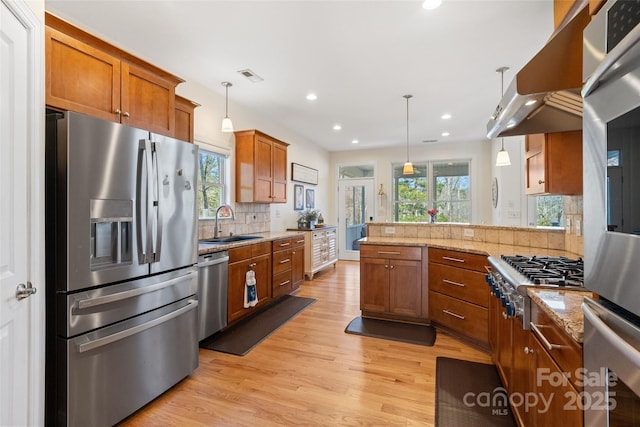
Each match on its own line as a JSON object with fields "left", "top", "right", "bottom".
{"left": 500, "top": 255, "right": 584, "bottom": 286}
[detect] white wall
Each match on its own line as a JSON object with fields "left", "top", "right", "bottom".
{"left": 330, "top": 139, "right": 494, "bottom": 225}
{"left": 491, "top": 135, "right": 530, "bottom": 227}
{"left": 176, "top": 81, "right": 332, "bottom": 232}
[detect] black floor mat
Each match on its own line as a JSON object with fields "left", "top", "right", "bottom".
{"left": 435, "top": 357, "right": 517, "bottom": 427}
{"left": 344, "top": 316, "right": 436, "bottom": 346}
{"left": 200, "top": 295, "right": 316, "bottom": 356}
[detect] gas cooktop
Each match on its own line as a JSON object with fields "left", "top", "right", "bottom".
{"left": 500, "top": 255, "right": 584, "bottom": 287}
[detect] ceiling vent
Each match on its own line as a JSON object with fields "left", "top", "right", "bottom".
{"left": 237, "top": 69, "right": 264, "bottom": 83}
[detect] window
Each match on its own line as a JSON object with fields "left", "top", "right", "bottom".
{"left": 198, "top": 149, "right": 226, "bottom": 219}
{"left": 535, "top": 195, "right": 564, "bottom": 227}
{"left": 393, "top": 163, "right": 428, "bottom": 222}
{"left": 433, "top": 162, "right": 470, "bottom": 223}
{"left": 392, "top": 160, "right": 471, "bottom": 223}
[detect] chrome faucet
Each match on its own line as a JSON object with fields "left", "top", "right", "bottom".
{"left": 214, "top": 204, "right": 235, "bottom": 239}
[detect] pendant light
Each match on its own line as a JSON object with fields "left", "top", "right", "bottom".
{"left": 495, "top": 67, "right": 511, "bottom": 166}
{"left": 402, "top": 94, "right": 414, "bottom": 175}
{"left": 221, "top": 81, "right": 234, "bottom": 133}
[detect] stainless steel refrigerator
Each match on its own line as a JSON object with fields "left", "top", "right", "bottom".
{"left": 45, "top": 110, "right": 199, "bottom": 427}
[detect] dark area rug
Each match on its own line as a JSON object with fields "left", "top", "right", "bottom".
{"left": 344, "top": 316, "right": 436, "bottom": 346}
{"left": 200, "top": 295, "right": 316, "bottom": 356}
{"left": 435, "top": 357, "right": 517, "bottom": 427}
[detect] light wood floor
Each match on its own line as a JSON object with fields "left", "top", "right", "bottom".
{"left": 119, "top": 261, "right": 492, "bottom": 426}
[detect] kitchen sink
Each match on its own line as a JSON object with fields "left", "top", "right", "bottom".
{"left": 199, "top": 235, "right": 264, "bottom": 244}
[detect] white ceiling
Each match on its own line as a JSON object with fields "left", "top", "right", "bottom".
{"left": 45, "top": 0, "right": 554, "bottom": 152}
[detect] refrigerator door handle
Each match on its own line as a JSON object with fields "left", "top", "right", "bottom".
{"left": 76, "top": 271, "right": 197, "bottom": 309}
{"left": 153, "top": 142, "right": 163, "bottom": 263}
{"left": 136, "top": 139, "right": 155, "bottom": 264}
{"left": 76, "top": 299, "right": 198, "bottom": 353}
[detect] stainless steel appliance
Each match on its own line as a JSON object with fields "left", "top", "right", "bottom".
{"left": 486, "top": 255, "right": 584, "bottom": 329}
{"left": 581, "top": 1, "right": 640, "bottom": 424}
{"left": 197, "top": 251, "right": 229, "bottom": 340}
{"left": 582, "top": 297, "right": 640, "bottom": 426}
{"left": 582, "top": 0, "right": 640, "bottom": 319}
{"left": 45, "top": 110, "right": 199, "bottom": 427}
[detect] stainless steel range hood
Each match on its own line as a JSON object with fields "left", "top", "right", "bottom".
{"left": 486, "top": 0, "right": 590, "bottom": 139}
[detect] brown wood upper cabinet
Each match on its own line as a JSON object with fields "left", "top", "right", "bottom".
{"left": 235, "top": 130, "right": 289, "bottom": 203}
{"left": 174, "top": 95, "right": 199, "bottom": 143}
{"left": 45, "top": 13, "right": 184, "bottom": 137}
{"left": 525, "top": 131, "right": 583, "bottom": 195}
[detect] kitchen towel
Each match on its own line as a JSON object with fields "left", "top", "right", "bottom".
{"left": 244, "top": 270, "right": 257, "bottom": 308}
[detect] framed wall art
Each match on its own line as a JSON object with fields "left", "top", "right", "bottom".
{"left": 294, "top": 184, "right": 304, "bottom": 210}
{"left": 305, "top": 188, "right": 315, "bottom": 209}
{"left": 291, "top": 163, "right": 318, "bottom": 185}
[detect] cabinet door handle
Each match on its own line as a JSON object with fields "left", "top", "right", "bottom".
{"left": 442, "top": 256, "right": 465, "bottom": 263}
{"left": 279, "top": 258, "right": 291, "bottom": 264}
{"left": 296, "top": 239, "right": 305, "bottom": 244}
{"left": 279, "top": 242, "right": 291, "bottom": 247}
{"left": 378, "top": 251, "right": 400, "bottom": 255}
{"left": 530, "top": 322, "right": 564, "bottom": 351}
{"left": 443, "top": 309, "right": 465, "bottom": 320}
{"left": 249, "top": 262, "right": 256, "bottom": 269}
{"left": 123, "top": 111, "right": 130, "bottom": 118}
{"left": 385, "top": 265, "right": 389, "bottom": 269}
{"left": 390, "top": 265, "right": 394, "bottom": 269}
{"left": 115, "top": 109, "right": 121, "bottom": 116}
{"left": 278, "top": 280, "right": 290, "bottom": 287}
{"left": 443, "top": 279, "right": 465, "bottom": 287}
{"left": 538, "top": 179, "right": 545, "bottom": 184}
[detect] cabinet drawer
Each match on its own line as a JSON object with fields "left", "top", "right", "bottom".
{"left": 273, "top": 237, "right": 294, "bottom": 251}
{"left": 429, "top": 291, "right": 488, "bottom": 344}
{"left": 530, "top": 303, "right": 583, "bottom": 390}
{"left": 312, "top": 230, "right": 326, "bottom": 241}
{"left": 272, "top": 249, "right": 292, "bottom": 275}
{"left": 272, "top": 271, "right": 292, "bottom": 297}
{"left": 291, "top": 235, "right": 305, "bottom": 248}
{"left": 429, "top": 264, "right": 489, "bottom": 308}
{"left": 428, "top": 248, "right": 488, "bottom": 272}
{"left": 361, "top": 245, "right": 422, "bottom": 261}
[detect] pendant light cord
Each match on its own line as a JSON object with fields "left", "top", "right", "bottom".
{"left": 404, "top": 94, "right": 413, "bottom": 161}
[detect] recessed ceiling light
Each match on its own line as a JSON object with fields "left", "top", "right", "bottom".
{"left": 333, "top": 124, "right": 342, "bottom": 131}
{"left": 441, "top": 132, "right": 450, "bottom": 137}
{"left": 525, "top": 99, "right": 537, "bottom": 106}
{"left": 422, "top": 0, "right": 442, "bottom": 10}
{"left": 441, "top": 113, "right": 452, "bottom": 120}
{"left": 306, "top": 93, "right": 317, "bottom": 101}
{"left": 351, "top": 139, "right": 359, "bottom": 144}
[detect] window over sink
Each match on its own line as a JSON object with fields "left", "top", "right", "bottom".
{"left": 198, "top": 148, "right": 228, "bottom": 219}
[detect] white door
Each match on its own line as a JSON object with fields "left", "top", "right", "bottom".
{"left": 0, "top": 1, "right": 45, "bottom": 425}
{"left": 337, "top": 179, "right": 375, "bottom": 261}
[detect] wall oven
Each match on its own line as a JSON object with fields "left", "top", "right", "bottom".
{"left": 582, "top": 0, "right": 640, "bottom": 425}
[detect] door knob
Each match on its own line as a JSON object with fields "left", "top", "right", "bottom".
{"left": 16, "top": 282, "right": 37, "bottom": 301}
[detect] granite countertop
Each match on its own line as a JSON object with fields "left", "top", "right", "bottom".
{"left": 359, "top": 236, "right": 577, "bottom": 258}
{"left": 198, "top": 230, "right": 305, "bottom": 255}
{"left": 527, "top": 288, "right": 594, "bottom": 343}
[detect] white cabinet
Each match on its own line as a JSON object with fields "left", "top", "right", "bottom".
{"left": 298, "top": 227, "right": 338, "bottom": 279}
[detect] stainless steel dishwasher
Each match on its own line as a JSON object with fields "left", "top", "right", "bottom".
{"left": 197, "top": 251, "right": 229, "bottom": 341}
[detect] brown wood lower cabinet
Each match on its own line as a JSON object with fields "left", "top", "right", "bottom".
{"left": 291, "top": 236, "right": 305, "bottom": 291}
{"left": 360, "top": 244, "right": 427, "bottom": 322}
{"left": 227, "top": 242, "right": 271, "bottom": 324}
{"left": 428, "top": 248, "right": 489, "bottom": 347}
{"left": 272, "top": 236, "right": 298, "bottom": 298}
{"left": 490, "top": 295, "right": 584, "bottom": 427}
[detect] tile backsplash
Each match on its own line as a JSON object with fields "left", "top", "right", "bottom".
{"left": 198, "top": 203, "right": 270, "bottom": 239}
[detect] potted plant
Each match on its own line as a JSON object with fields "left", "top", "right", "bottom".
{"left": 297, "top": 208, "right": 321, "bottom": 229}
